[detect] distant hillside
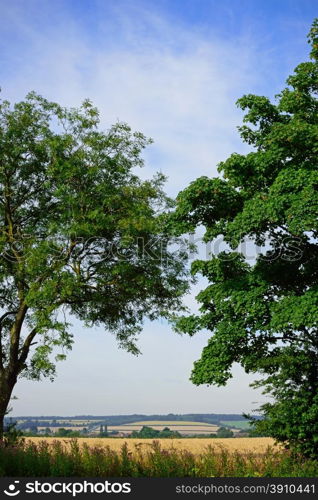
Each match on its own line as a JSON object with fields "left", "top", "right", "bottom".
{"left": 10, "top": 413, "right": 259, "bottom": 427}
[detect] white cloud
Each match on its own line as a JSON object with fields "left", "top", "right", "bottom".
{"left": 1, "top": 2, "right": 260, "bottom": 196}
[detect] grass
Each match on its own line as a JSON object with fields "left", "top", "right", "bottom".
{"left": 1, "top": 438, "right": 318, "bottom": 477}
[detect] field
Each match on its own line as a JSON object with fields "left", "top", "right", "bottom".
{"left": 122, "top": 420, "right": 215, "bottom": 426}
{"left": 2, "top": 437, "right": 318, "bottom": 477}
{"left": 14, "top": 415, "right": 250, "bottom": 436}
{"left": 18, "top": 418, "right": 242, "bottom": 436}
{"left": 220, "top": 420, "right": 251, "bottom": 430}
{"left": 28, "top": 436, "right": 275, "bottom": 454}
{"left": 107, "top": 420, "right": 223, "bottom": 435}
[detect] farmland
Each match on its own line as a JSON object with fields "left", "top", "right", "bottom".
{"left": 220, "top": 420, "right": 251, "bottom": 430}
{"left": 28, "top": 436, "right": 275, "bottom": 454}
{"left": 2, "top": 437, "right": 318, "bottom": 477}
{"left": 107, "top": 420, "right": 225, "bottom": 435}
{"left": 12, "top": 414, "right": 248, "bottom": 436}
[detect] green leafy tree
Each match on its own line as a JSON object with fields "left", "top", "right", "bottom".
{"left": 134, "top": 426, "right": 160, "bottom": 438}
{"left": 216, "top": 427, "right": 234, "bottom": 438}
{"left": 159, "top": 426, "right": 181, "bottom": 438}
{"left": 28, "top": 425, "right": 38, "bottom": 435}
{"left": 3, "top": 419, "right": 24, "bottom": 446}
{"left": 131, "top": 425, "right": 181, "bottom": 438}
{"left": 0, "top": 92, "right": 189, "bottom": 437}
{"left": 99, "top": 424, "right": 108, "bottom": 437}
{"left": 248, "top": 348, "right": 318, "bottom": 456}
{"left": 55, "top": 428, "right": 80, "bottom": 437}
{"left": 170, "top": 20, "right": 318, "bottom": 455}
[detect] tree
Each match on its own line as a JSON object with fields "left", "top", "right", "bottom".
{"left": 216, "top": 427, "right": 234, "bottom": 438}
{"left": 159, "top": 426, "right": 181, "bottom": 438}
{"left": 170, "top": 20, "right": 318, "bottom": 455}
{"left": 3, "top": 419, "right": 24, "bottom": 446}
{"left": 56, "top": 428, "right": 73, "bottom": 437}
{"left": 248, "top": 347, "right": 318, "bottom": 456}
{"left": 132, "top": 425, "right": 160, "bottom": 438}
{"left": 0, "top": 92, "right": 189, "bottom": 437}
{"left": 28, "top": 424, "right": 38, "bottom": 435}
{"left": 99, "top": 424, "right": 108, "bottom": 437}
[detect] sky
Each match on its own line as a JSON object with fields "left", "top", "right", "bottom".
{"left": 1, "top": 0, "right": 317, "bottom": 416}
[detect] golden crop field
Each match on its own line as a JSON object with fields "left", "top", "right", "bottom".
{"left": 108, "top": 420, "right": 220, "bottom": 434}
{"left": 106, "top": 420, "right": 232, "bottom": 435}
{"left": 28, "top": 437, "right": 276, "bottom": 455}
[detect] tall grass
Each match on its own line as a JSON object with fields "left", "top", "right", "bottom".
{"left": 0, "top": 439, "right": 317, "bottom": 477}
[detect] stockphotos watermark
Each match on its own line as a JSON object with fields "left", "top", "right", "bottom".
{"left": 3, "top": 480, "right": 131, "bottom": 497}
{"left": 2, "top": 478, "right": 317, "bottom": 499}
{"left": 0, "top": 233, "right": 304, "bottom": 264}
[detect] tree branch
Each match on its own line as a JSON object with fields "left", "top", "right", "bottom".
{"left": 0, "top": 311, "right": 18, "bottom": 372}
{"left": 9, "top": 303, "right": 28, "bottom": 368}
{"left": 17, "top": 328, "right": 37, "bottom": 372}
{"left": 0, "top": 311, "right": 18, "bottom": 325}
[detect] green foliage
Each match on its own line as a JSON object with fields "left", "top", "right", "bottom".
{"left": 3, "top": 420, "right": 24, "bottom": 447}
{"left": 160, "top": 426, "right": 182, "bottom": 438}
{"left": 170, "top": 20, "right": 318, "bottom": 456}
{"left": 220, "top": 420, "right": 251, "bottom": 430}
{"left": 130, "top": 425, "right": 181, "bottom": 438}
{"left": 248, "top": 349, "right": 318, "bottom": 457}
{"left": 0, "top": 92, "right": 189, "bottom": 426}
{"left": 216, "top": 427, "right": 234, "bottom": 438}
{"left": 0, "top": 439, "right": 317, "bottom": 477}
{"left": 131, "top": 425, "right": 159, "bottom": 438}
{"left": 55, "top": 428, "right": 81, "bottom": 438}
{"left": 99, "top": 425, "right": 108, "bottom": 437}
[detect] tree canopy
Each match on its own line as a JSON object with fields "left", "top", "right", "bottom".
{"left": 170, "top": 20, "right": 318, "bottom": 455}
{"left": 0, "top": 92, "right": 188, "bottom": 435}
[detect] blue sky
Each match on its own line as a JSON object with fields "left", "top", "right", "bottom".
{"left": 1, "top": 0, "right": 317, "bottom": 415}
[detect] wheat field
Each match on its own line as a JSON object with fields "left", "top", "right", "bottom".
{"left": 107, "top": 420, "right": 221, "bottom": 434}
{"left": 28, "top": 436, "right": 276, "bottom": 454}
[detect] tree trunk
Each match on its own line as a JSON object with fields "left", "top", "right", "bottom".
{"left": 0, "top": 413, "right": 4, "bottom": 440}
{"left": 0, "top": 375, "right": 15, "bottom": 440}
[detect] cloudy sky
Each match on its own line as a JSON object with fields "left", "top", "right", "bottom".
{"left": 1, "top": 0, "right": 316, "bottom": 416}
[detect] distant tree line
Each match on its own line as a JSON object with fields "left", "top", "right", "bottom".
{"left": 129, "top": 426, "right": 236, "bottom": 439}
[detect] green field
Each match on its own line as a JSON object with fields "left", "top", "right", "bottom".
{"left": 220, "top": 420, "right": 251, "bottom": 430}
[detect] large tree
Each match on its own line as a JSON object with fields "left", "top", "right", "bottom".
{"left": 170, "top": 20, "right": 318, "bottom": 455}
{"left": 0, "top": 93, "right": 188, "bottom": 436}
